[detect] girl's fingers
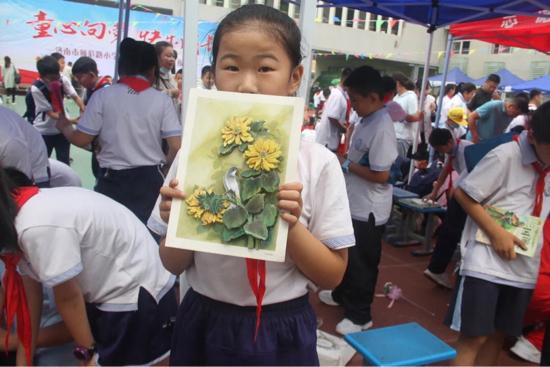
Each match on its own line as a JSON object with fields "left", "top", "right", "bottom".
{"left": 280, "top": 212, "right": 298, "bottom": 225}
{"left": 277, "top": 190, "right": 302, "bottom": 202}
{"left": 279, "top": 182, "right": 303, "bottom": 193}
{"left": 278, "top": 200, "right": 301, "bottom": 213}
{"left": 160, "top": 186, "right": 186, "bottom": 200}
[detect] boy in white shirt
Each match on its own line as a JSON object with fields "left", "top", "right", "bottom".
{"left": 50, "top": 52, "right": 85, "bottom": 113}
{"left": 392, "top": 72, "right": 421, "bottom": 158}
{"left": 315, "top": 68, "right": 352, "bottom": 152}
{"left": 319, "top": 66, "right": 398, "bottom": 334}
{"left": 448, "top": 101, "right": 550, "bottom": 365}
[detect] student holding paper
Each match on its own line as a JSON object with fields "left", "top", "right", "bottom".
{"left": 448, "top": 101, "right": 550, "bottom": 366}
{"left": 149, "top": 5, "right": 355, "bottom": 365}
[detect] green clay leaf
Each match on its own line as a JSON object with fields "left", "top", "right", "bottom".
{"left": 219, "top": 143, "right": 236, "bottom": 156}
{"left": 244, "top": 219, "right": 269, "bottom": 241}
{"left": 260, "top": 171, "right": 280, "bottom": 193}
{"left": 196, "top": 224, "right": 209, "bottom": 234}
{"left": 197, "top": 191, "right": 226, "bottom": 213}
{"left": 241, "top": 169, "right": 261, "bottom": 178}
{"left": 260, "top": 204, "right": 278, "bottom": 227}
{"left": 222, "top": 227, "right": 245, "bottom": 242}
{"left": 250, "top": 120, "right": 268, "bottom": 135}
{"left": 241, "top": 177, "right": 262, "bottom": 202}
{"left": 222, "top": 205, "right": 248, "bottom": 229}
{"left": 213, "top": 223, "right": 225, "bottom": 235}
{"left": 245, "top": 194, "right": 265, "bottom": 214}
{"left": 239, "top": 143, "right": 248, "bottom": 152}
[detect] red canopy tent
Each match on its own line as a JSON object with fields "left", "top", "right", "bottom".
{"left": 450, "top": 14, "right": 550, "bottom": 54}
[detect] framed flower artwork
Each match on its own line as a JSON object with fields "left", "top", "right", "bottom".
{"left": 165, "top": 89, "right": 304, "bottom": 262}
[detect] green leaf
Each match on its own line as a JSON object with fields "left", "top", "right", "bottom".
{"left": 196, "top": 224, "right": 209, "bottom": 234}
{"left": 260, "top": 204, "right": 278, "bottom": 227}
{"left": 239, "top": 143, "right": 248, "bottom": 152}
{"left": 245, "top": 194, "right": 265, "bottom": 214}
{"left": 222, "top": 227, "right": 245, "bottom": 242}
{"left": 241, "top": 169, "right": 261, "bottom": 178}
{"left": 222, "top": 205, "right": 248, "bottom": 229}
{"left": 197, "top": 191, "right": 226, "bottom": 213}
{"left": 219, "top": 143, "right": 236, "bottom": 156}
{"left": 213, "top": 223, "right": 225, "bottom": 235}
{"left": 244, "top": 219, "right": 269, "bottom": 241}
{"left": 260, "top": 171, "right": 280, "bottom": 193}
{"left": 241, "top": 177, "right": 262, "bottom": 202}
{"left": 250, "top": 120, "right": 268, "bottom": 135}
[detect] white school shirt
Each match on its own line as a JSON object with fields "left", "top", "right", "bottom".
{"left": 458, "top": 131, "right": 550, "bottom": 288}
{"left": 48, "top": 159, "right": 81, "bottom": 187}
{"left": 447, "top": 139, "right": 472, "bottom": 175}
{"left": 0, "top": 106, "right": 49, "bottom": 183}
{"left": 0, "top": 114, "right": 32, "bottom": 178}
{"left": 31, "top": 82, "right": 58, "bottom": 135}
{"left": 76, "top": 83, "right": 182, "bottom": 170}
{"left": 345, "top": 107, "right": 398, "bottom": 225}
{"left": 316, "top": 86, "right": 348, "bottom": 151}
{"left": 17, "top": 187, "right": 174, "bottom": 311}
{"left": 393, "top": 90, "right": 418, "bottom": 142}
{"left": 444, "top": 93, "right": 468, "bottom": 139}
{"left": 439, "top": 95, "right": 453, "bottom": 125}
{"left": 60, "top": 74, "right": 78, "bottom": 98}
{"left": 505, "top": 114, "right": 527, "bottom": 133}
{"left": 148, "top": 141, "right": 355, "bottom": 306}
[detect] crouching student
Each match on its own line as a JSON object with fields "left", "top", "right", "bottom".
{"left": 0, "top": 167, "right": 177, "bottom": 366}
{"left": 424, "top": 127, "right": 472, "bottom": 289}
{"left": 448, "top": 101, "right": 550, "bottom": 365}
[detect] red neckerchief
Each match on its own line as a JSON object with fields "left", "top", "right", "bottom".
{"left": 512, "top": 134, "right": 550, "bottom": 217}
{"left": 245, "top": 259, "right": 266, "bottom": 341}
{"left": 0, "top": 186, "right": 39, "bottom": 365}
{"left": 118, "top": 76, "right": 151, "bottom": 93}
{"left": 446, "top": 138, "right": 462, "bottom": 194}
{"left": 94, "top": 76, "right": 112, "bottom": 92}
{"left": 49, "top": 80, "right": 64, "bottom": 114}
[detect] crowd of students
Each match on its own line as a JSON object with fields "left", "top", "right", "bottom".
{"left": 0, "top": 3, "right": 549, "bottom": 366}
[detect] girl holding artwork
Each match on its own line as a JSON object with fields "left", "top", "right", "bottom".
{"left": 148, "top": 5, "right": 355, "bottom": 365}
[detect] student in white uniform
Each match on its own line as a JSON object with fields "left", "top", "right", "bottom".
{"left": 439, "top": 83, "right": 456, "bottom": 125}
{"left": 318, "top": 66, "right": 398, "bottom": 334}
{"left": 149, "top": 6, "right": 355, "bottom": 365}
{"left": 392, "top": 72, "right": 421, "bottom": 158}
{"left": 50, "top": 53, "right": 85, "bottom": 113}
{"left": 0, "top": 106, "right": 50, "bottom": 187}
{"left": 315, "top": 68, "right": 352, "bottom": 152}
{"left": 0, "top": 167, "right": 177, "bottom": 366}
{"left": 423, "top": 128, "right": 472, "bottom": 289}
{"left": 56, "top": 38, "right": 182, "bottom": 224}
{"left": 447, "top": 102, "right": 550, "bottom": 365}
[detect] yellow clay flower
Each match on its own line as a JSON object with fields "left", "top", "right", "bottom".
{"left": 244, "top": 138, "right": 282, "bottom": 172}
{"left": 185, "top": 187, "right": 228, "bottom": 225}
{"left": 221, "top": 116, "right": 254, "bottom": 147}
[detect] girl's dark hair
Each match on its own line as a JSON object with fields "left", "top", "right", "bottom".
{"left": 119, "top": 38, "right": 159, "bottom": 79}
{"left": 381, "top": 75, "right": 396, "bottom": 94}
{"left": 392, "top": 72, "right": 412, "bottom": 90}
{"left": 530, "top": 101, "right": 550, "bottom": 144}
{"left": 0, "top": 167, "right": 29, "bottom": 253}
{"left": 444, "top": 83, "right": 456, "bottom": 95}
{"left": 212, "top": 4, "right": 302, "bottom": 69}
{"left": 4, "top": 56, "right": 11, "bottom": 68}
{"left": 50, "top": 52, "right": 65, "bottom": 61}
{"left": 154, "top": 41, "right": 173, "bottom": 58}
{"left": 459, "top": 82, "right": 476, "bottom": 94}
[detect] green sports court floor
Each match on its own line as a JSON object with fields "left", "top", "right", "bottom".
{"left": 2, "top": 95, "right": 96, "bottom": 189}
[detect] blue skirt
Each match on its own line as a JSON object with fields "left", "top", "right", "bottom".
{"left": 170, "top": 288, "right": 319, "bottom": 366}
{"left": 86, "top": 287, "right": 177, "bottom": 366}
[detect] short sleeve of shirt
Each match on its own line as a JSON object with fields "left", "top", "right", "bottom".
{"left": 147, "top": 153, "right": 179, "bottom": 236}
{"left": 61, "top": 75, "right": 77, "bottom": 98}
{"left": 476, "top": 100, "right": 501, "bottom": 120}
{"left": 31, "top": 87, "right": 52, "bottom": 114}
{"left": 325, "top": 90, "right": 347, "bottom": 122}
{"left": 458, "top": 148, "right": 506, "bottom": 204}
{"left": 76, "top": 90, "right": 103, "bottom": 136}
{"left": 309, "top": 153, "right": 355, "bottom": 250}
{"left": 404, "top": 94, "right": 418, "bottom": 115}
{"left": 386, "top": 101, "right": 407, "bottom": 122}
{"left": 368, "top": 127, "right": 398, "bottom": 172}
{"left": 160, "top": 95, "right": 182, "bottom": 138}
{"left": 19, "top": 226, "right": 83, "bottom": 287}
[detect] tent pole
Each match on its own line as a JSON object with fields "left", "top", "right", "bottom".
{"left": 435, "top": 33, "right": 453, "bottom": 128}
{"left": 181, "top": 0, "right": 199, "bottom": 121}
{"left": 408, "top": 28, "right": 434, "bottom": 183}
{"left": 123, "top": 0, "right": 131, "bottom": 38}
{"left": 298, "top": 0, "right": 317, "bottom": 102}
{"left": 113, "top": 0, "right": 125, "bottom": 80}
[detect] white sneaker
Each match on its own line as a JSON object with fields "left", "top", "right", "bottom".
{"left": 335, "top": 318, "right": 373, "bottom": 335}
{"left": 318, "top": 290, "right": 339, "bottom": 306}
{"left": 423, "top": 269, "right": 453, "bottom": 289}
{"left": 511, "top": 336, "right": 541, "bottom": 364}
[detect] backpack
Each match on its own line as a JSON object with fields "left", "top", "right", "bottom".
{"left": 23, "top": 80, "right": 51, "bottom": 124}
{"left": 463, "top": 132, "right": 517, "bottom": 172}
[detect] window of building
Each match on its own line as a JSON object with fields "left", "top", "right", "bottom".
{"left": 322, "top": 6, "right": 330, "bottom": 23}
{"left": 334, "top": 8, "right": 342, "bottom": 25}
{"left": 390, "top": 19, "right": 399, "bottom": 35}
{"left": 484, "top": 62, "right": 505, "bottom": 75}
{"left": 452, "top": 41, "right": 471, "bottom": 55}
{"left": 530, "top": 61, "right": 550, "bottom": 79}
{"left": 368, "top": 14, "right": 377, "bottom": 31}
{"left": 449, "top": 58, "right": 469, "bottom": 73}
{"left": 491, "top": 44, "right": 512, "bottom": 54}
{"left": 359, "top": 11, "right": 367, "bottom": 29}
{"left": 346, "top": 8, "right": 354, "bottom": 27}
{"left": 280, "top": 0, "right": 289, "bottom": 14}
{"left": 265, "top": 0, "right": 275, "bottom": 7}
{"left": 380, "top": 16, "right": 389, "bottom": 32}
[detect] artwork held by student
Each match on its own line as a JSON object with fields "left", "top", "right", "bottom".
{"left": 166, "top": 89, "right": 303, "bottom": 262}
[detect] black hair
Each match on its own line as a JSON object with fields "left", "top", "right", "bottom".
{"left": 459, "top": 82, "right": 476, "bottom": 94}
{"left": 381, "top": 75, "right": 396, "bottom": 95}
{"left": 444, "top": 83, "right": 456, "bottom": 95}
{"left": 72, "top": 56, "right": 98, "bottom": 75}
{"left": 429, "top": 128, "right": 453, "bottom": 147}
{"left": 341, "top": 67, "right": 352, "bottom": 79}
{"left": 530, "top": 89, "right": 542, "bottom": 100}
{"left": 201, "top": 65, "right": 213, "bottom": 77}
{"left": 512, "top": 92, "right": 530, "bottom": 114}
{"left": 531, "top": 101, "right": 550, "bottom": 144}
{"left": 415, "top": 79, "right": 431, "bottom": 92}
{"left": 118, "top": 37, "right": 159, "bottom": 78}
{"left": 344, "top": 66, "right": 384, "bottom": 99}
{"left": 50, "top": 52, "right": 65, "bottom": 61}
{"left": 486, "top": 73, "right": 501, "bottom": 84}
{"left": 4, "top": 56, "right": 11, "bottom": 68}
{"left": 36, "top": 56, "right": 60, "bottom": 77}
{"left": 322, "top": 87, "right": 330, "bottom": 99}
{"left": 176, "top": 68, "right": 183, "bottom": 75}
{"left": 0, "top": 167, "right": 32, "bottom": 254}
{"left": 212, "top": 4, "right": 302, "bottom": 69}
{"left": 154, "top": 41, "right": 173, "bottom": 58}
{"left": 392, "top": 72, "right": 414, "bottom": 91}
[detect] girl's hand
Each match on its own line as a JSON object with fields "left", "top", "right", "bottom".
{"left": 159, "top": 179, "right": 186, "bottom": 224}
{"left": 490, "top": 227, "right": 527, "bottom": 261}
{"left": 277, "top": 182, "right": 303, "bottom": 227}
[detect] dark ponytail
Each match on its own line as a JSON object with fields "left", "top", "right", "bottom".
{"left": 118, "top": 37, "right": 159, "bottom": 80}
{"left": 0, "top": 167, "right": 20, "bottom": 253}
